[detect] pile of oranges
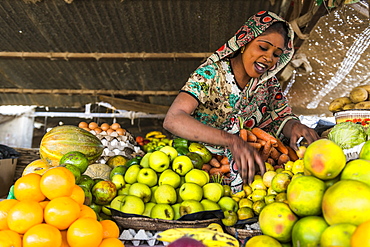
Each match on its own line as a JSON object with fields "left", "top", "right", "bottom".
{"left": 0, "top": 166, "right": 124, "bottom": 247}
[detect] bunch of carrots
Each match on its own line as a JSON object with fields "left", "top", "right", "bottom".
{"left": 201, "top": 127, "right": 299, "bottom": 179}
{"left": 239, "top": 127, "right": 298, "bottom": 168}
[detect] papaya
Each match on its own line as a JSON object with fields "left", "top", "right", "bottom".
{"left": 39, "top": 125, "right": 104, "bottom": 166}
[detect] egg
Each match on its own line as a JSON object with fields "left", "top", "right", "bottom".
{"left": 94, "top": 127, "right": 103, "bottom": 134}
{"left": 100, "top": 123, "right": 110, "bottom": 131}
{"left": 78, "top": 121, "right": 88, "bottom": 129}
{"left": 116, "top": 128, "right": 126, "bottom": 136}
{"left": 111, "top": 123, "right": 121, "bottom": 130}
{"left": 106, "top": 128, "right": 115, "bottom": 135}
{"left": 88, "top": 122, "right": 99, "bottom": 130}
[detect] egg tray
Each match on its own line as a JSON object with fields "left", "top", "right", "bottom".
{"left": 119, "top": 229, "right": 168, "bottom": 246}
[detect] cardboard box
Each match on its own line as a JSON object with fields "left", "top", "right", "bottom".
{"left": 0, "top": 158, "right": 18, "bottom": 197}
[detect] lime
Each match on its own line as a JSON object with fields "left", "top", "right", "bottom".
{"left": 59, "top": 151, "right": 89, "bottom": 173}
{"left": 78, "top": 175, "right": 95, "bottom": 190}
{"left": 65, "top": 164, "right": 81, "bottom": 184}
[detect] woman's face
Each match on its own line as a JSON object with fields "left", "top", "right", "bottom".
{"left": 241, "top": 32, "right": 285, "bottom": 78}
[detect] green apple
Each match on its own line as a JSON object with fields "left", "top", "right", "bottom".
{"left": 172, "top": 155, "right": 194, "bottom": 176}
{"left": 180, "top": 200, "right": 204, "bottom": 216}
{"left": 218, "top": 196, "right": 239, "bottom": 212}
{"left": 203, "top": 182, "right": 224, "bottom": 202}
{"left": 154, "top": 184, "right": 177, "bottom": 204}
{"left": 118, "top": 183, "right": 131, "bottom": 196}
{"left": 184, "top": 169, "right": 209, "bottom": 187}
{"left": 222, "top": 210, "right": 238, "bottom": 226}
{"left": 124, "top": 164, "right": 141, "bottom": 184}
{"left": 110, "top": 195, "right": 126, "bottom": 211}
{"left": 140, "top": 153, "right": 152, "bottom": 168}
{"left": 143, "top": 202, "right": 156, "bottom": 217}
{"left": 179, "top": 182, "right": 203, "bottom": 201}
{"left": 200, "top": 199, "right": 221, "bottom": 211}
{"left": 158, "top": 169, "right": 181, "bottom": 188}
{"left": 137, "top": 167, "right": 158, "bottom": 187}
{"left": 150, "top": 203, "right": 174, "bottom": 220}
{"left": 120, "top": 195, "right": 145, "bottom": 215}
{"left": 201, "top": 170, "right": 210, "bottom": 184}
{"left": 111, "top": 174, "right": 125, "bottom": 190}
{"left": 150, "top": 185, "right": 158, "bottom": 203}
{"left": 223, "top": 184, "right": 232, "bottom": 197}
{"left": 128, "top": 182, "right": 152, "bottom": 203}
{"left": 101, "top": 205, "right": 112, "bottom": 216}
{"left": 149, "top": 151, "right": 170, "bottom": 172}
{"left": 172, "top": 203, "right": 182, "bottom": 220}
{"left": 159, "top": 146, "right": 178, "bottom": 162}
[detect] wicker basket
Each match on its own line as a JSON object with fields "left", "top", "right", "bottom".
{"left": 225, "top": 226, "right": 262, "bottom": 241}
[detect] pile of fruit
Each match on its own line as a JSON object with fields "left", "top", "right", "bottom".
{"left": 245, "top": 138, "right": 370, "bottom": 247}
{"left": 329, "top": 84, "right": 370, "bottom": 112}
{"left": 0, "top": 166, "right": 124, "bottom": 247}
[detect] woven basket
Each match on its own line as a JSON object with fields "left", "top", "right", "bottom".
{"left": 225, "top": 226, "right": 262, "bottom": 241}
{"left": 113, "top": 215, "right": 223, "bottom": 231}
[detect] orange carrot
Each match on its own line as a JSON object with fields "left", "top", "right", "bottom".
{"left": 239, "top": 129, "right": 248, "bottom": 141}
{"left": 276, "top": 138, "right": 289, "bottom": 154}
{"left": 267, "top": 157, "right": 275, "bottom": 166}
{"left": 202, "top": 163, "right": 212, "bottom": 172}
{"left": 248, "top": 142, "right": 262, "bottom": 150}
{"left": 261, "top": 140, "right": 272, "bottom": 161}
{"left": 277, "top": 153, "right": 290, "bottom": 166}
{"left": 251, "top": 127, "right": 278, "bottom": 145}
{"left": 215, "top": 154, "right": 224, "bottom": 162}
{"left": 269, "top": 147, "right": 281, "bottom": 160}
{"left": 246, "top": 129, "right": 257, "bottom": 142}
{"left": 286, "top": 146, "right": 299, "bottom": 162}
{"left": 220, "top": 156, "right": 229, "bottom": 166}
{"left": 257, "top": 139, "right": 266, "bottom": 146}
{"left": 209, "top": 164, "right": 230, "bottom": 175}
{"left": 209, "top": 157, "right": 221, "bottom": 168}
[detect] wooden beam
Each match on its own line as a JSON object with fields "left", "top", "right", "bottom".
{"left": 0, "top": 52, "right": 212, "bottom": 61}
{"left": 0, "top": 88, "right": 179, "bottom": 96}
{"left": 99, "top": 95, "right": 170, "bottom": 115}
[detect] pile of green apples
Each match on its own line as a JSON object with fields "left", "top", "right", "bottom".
{"left": 105, "top": 144, "right": 240, "bottom": 226}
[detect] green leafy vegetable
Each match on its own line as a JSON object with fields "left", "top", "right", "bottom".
{"left": 328, "top": 122, "right": 367, "bottom": 149}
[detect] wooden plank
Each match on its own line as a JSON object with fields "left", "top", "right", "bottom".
{"left": 99, "top": 96, "right": 170, "bottom": 115}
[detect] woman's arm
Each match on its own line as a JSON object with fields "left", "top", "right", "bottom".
{"left": 282, "top": 119, "right": 320, "bottom": 150}
{"left": 163, "top": 92, "right": 265, "bottom": 185}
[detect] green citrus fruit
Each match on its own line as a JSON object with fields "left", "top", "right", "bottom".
{"left": 287, "top": 175, "right": 326, "bottom": 217}
{"left": 340, "top": 159, "right": 370, "bottom": 187}
{"left": 106, "top": 155, "right": 128, "bottom": 169}
{"left": 320, "top": 223, "right": 356, "bottom": 247}
{"left": 59, "top": 151, "right": 89, "bottom": 173}
{"left": 65, "top": 164, "right": 81, "bottom": 184}
{"left": 292, "top": 216, "right": 328, "bottom": 247}
{"left": 259, "top": 202, "right": 298, "bottom": 243}
{"left": 78, "top": 175, "right": 95, "bottom": 190}
{"left": 303, "top": 139, "right": 346, "bottom": 180}
{"left": 271, "top": 173, "right": 291, "bottom": 193}
{"left": 322, "top": 180, "right": 370, "bottom": 226}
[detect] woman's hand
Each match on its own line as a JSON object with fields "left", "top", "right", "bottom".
{"left": 283, "top": 119, "right": 320, "bottom": 151}
{"left": 227, "top": 135, "right": 266, "bottom": 185}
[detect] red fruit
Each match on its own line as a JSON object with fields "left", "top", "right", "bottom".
{"left": 168, "top": 237, "right": 206, "bottom": 247}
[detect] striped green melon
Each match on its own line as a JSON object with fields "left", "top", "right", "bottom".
{"left": 40, "top": 125, "right": 104, "bottom": 166}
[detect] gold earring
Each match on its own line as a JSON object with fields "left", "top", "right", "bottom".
{"left": 240, "top": 46, "right": 245, "bottom": 54}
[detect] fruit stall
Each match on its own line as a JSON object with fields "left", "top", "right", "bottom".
{"left": 1, "top": 114, "right": 370, "bottom": 247}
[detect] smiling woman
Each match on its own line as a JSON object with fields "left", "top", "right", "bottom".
{"left": 163, "top": 11, "right": 319, "bottom": 194}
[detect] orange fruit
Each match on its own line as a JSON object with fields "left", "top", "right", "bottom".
{"left": 67, "top": 218, "right": 103, "bottom": 247}
{"left": 7, "top": 200, "right": 43, "bottom": 234}
{"left": 44, "top": 196, "right": 81, "bottom": 230}
{"left": 13, "top": 173, "right": 46, "bottom": 202}
{"left": 98, "top": 237, "right": 125, "bottom": 247}
{"left": 23, "top": 223, "right": 62, "bottom": 247}
{"left": 287, "top": 175, "right": 326, "bottom": 217}
{"left": 79, "top": 205, "right": 98, "bottom": 220}
{"left": 291, "top": 216, "right": 328, "bottom": 247}
{"left": 39, "top": 200, "right": 50, "bottom": 209}
{"left": 322, "top": 180, "right": 370, "bottom": 226}
{"left": 70, "top": 184, "right": 85, "bottom": 206}
{"left": 40, "top": 167, "right": 75, "bottom": 200}
{"left": 246, "top": 235, "right": 281, "bottom": 247}
{"left": 303, "top": 139, "right": 346, "bottom": 180}
{"left": 0, "top": 229, "right": 22, "bottom": 247}
{"left": 321, "top": 223, "right": 357, "bottom": 247}
{"left": 0, "top": 199, "right": 18, "bottom": 230}
{"left": 60, "top": 230, "right": 71, "bottom": 247}
{"left": 100, "top": 220, "right": 120, "bottom": 239}
{"left": 259, "top": 202, "right": 298, "bottom": 243}
{"left": 351, "top": 220, "right": 370, "bottom": 247}
{"left": 22, "top": 159, "right": 52, "bottom": 176}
